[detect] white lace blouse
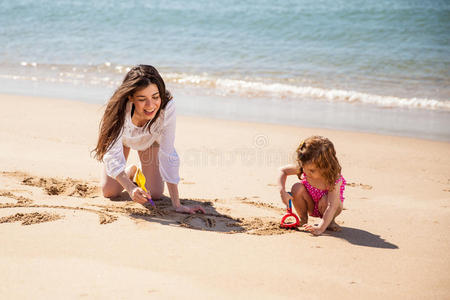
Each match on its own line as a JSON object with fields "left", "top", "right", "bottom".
{"left": 103, "top": 99, "right": 180, "bottom": 184}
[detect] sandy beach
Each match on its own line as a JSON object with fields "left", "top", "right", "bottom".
{"left": 0, "top": 93, "right": 449, "bottom": 299}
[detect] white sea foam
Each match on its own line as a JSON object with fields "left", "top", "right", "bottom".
{"left": 164, "top": 73, "right": 450, "bottom": 111}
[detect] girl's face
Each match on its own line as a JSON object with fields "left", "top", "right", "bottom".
{"left": 129, "top": 84, "right": 161, "bottom": 127}
{"left": 302, "top": 162, "right": 323, "bottom": 181}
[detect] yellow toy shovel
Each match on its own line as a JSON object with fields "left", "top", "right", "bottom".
{"left": 134, "top": 168, "right": 156, "bottom": 207}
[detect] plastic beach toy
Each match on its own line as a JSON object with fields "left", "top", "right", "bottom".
{"left": 134, "top": 168, "right": 156, "bottom": 207}
{"left": 280, "top": 198, "right": 300, "bottom": 229}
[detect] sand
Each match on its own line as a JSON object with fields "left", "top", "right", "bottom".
{"left": 0, "top": 93, "right": 449, "bottom": 299}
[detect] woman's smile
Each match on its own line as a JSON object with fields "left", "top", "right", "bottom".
{"left": 143, "top": 107, "right": 156, "bottom": 116}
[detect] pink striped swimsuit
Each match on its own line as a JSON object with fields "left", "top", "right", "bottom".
{"left": 301, "top": 175, "right": 346, "bottom": 218}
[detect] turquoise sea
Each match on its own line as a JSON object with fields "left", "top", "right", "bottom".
{"left": 1, "top": 0, "right": 449, "bottom": 140}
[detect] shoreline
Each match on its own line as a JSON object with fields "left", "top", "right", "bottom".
{"left": 1, "top": 76, "right": 449, "bottom": 142}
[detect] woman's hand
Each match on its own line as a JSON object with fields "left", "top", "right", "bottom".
{"left": 175, "top": 204, "right": 205, "bottom": 214}
{"left": 303, "top": 224, "right": 324, "bottom": 236}
{"left": 130, "top": 186, "right": 151, "bottom": 204}
{"left": 280, "top": 190, "right": 293, "bottom": 207}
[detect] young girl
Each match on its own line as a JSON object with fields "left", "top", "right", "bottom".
{"left": 93, "top": 65, "right": 204, "bottom": 214}
{"left": 277, "top": 136, "right": 346, "bottom": 235}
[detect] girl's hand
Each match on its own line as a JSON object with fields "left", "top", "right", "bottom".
{"left": 175, "top": 204, "right": 205, "bottom": 214}
{"left": 304, "top": 224, "right": 324, "bottom": 236}
{"left": 130, "top": 187, "right": 151, "bottom": 204}
{"left": 280, "top": 190, "right": 293, "bottom": 207}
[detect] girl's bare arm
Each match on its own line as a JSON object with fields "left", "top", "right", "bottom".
{"left": 316, "top": 188, "right": 340, "bottom": 233}
{"left": 277, "top": 165, "right": 299, "bottom": 205}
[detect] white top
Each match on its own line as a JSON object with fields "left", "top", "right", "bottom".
{"left": 103, "top": 99, "right": 180, "bottom": 184}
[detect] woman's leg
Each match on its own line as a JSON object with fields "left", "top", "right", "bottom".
{"left": 101, "top": 146, "right": 134, "bottom": 198}
{"left": 291, "top": 182, "right": 315, "bottom": 226}
{"left": 138, "top": 144, "right": 164, "bottom": 199}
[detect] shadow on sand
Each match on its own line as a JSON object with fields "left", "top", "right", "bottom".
{"left": 110, "top": 193, "right": 245, "bottom": 234}
{"left": 330, "top": 226, "right": 398, "bottom": 249}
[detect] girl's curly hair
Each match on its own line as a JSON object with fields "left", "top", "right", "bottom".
{"left": 296, "top": 136, "right": 341, "bottom": 190}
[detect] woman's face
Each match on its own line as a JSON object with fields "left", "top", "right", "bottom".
{"left": 129, "top": 84, "right": 161, "bottom": 126}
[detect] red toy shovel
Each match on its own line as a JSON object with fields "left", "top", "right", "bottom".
{"left": 280, "top": 198, "right": 300, "bottom": 229}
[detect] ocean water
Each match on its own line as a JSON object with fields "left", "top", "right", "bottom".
{"left": 1, "top": 0, "right": 449, "bottom": 139}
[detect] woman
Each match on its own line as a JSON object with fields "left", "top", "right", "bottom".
{"left": 93, "top": 65, "right": 204, "bottom": 214}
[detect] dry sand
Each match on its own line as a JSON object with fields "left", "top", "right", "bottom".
{"left": 0, "top": 94, "right": 449, "bottom": 299}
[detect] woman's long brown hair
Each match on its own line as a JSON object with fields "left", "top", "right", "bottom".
{"left": 296, "top": 136, "right": 342, "bottom": 190}
{"left": 93, "top": 65, "right": 172, "bottom": 161}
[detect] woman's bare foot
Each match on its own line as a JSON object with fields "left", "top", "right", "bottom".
{"left": 327, "top": 220, "right": 341, "bottom": 232}
{"left": 126, "top": 165, "right": 137, "bottom": 181}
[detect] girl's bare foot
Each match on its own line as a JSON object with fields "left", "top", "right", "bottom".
{"left": 327, "top": 220, "right": 341, "bottom": 232}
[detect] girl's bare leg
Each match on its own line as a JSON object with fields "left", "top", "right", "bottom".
{"left": 138, "top": 144, "right": 164, "bottom": 199}
{"left": 317, "top": 195, "right": 343, "bottom": 231}
{"left": 101, "top": 146, "right": 134, "bottom": 198}
{"left": 291, "top": 182, "right": 315, "bottom": 226}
